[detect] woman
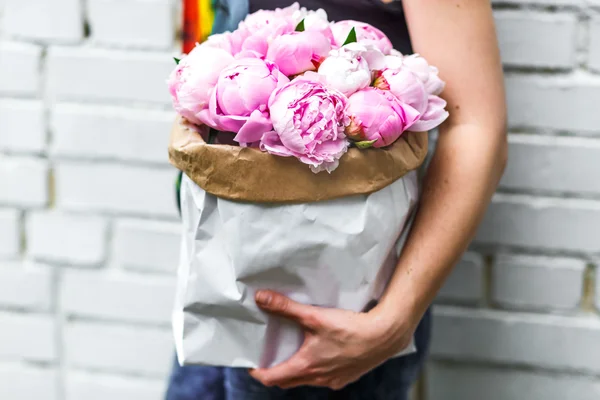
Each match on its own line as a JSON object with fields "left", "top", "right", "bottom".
{"left": 166, "top": 0, "right": 507, "bottom": 398}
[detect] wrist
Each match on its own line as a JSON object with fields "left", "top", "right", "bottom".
{"left": 369, "top": 271, "right": 432, "bottom": 340}
{"left": 367, "top": 295, "right": 422, "bottom": 350}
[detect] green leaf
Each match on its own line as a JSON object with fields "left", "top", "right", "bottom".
{"left": 342, "top": 27, "right": 357, "bottom": 46}
{"left": 175, "top": 171, "right": 183, "bottom": 193}
{"left": 355, "top": 139, "right": 377, "bottom": 149}
{"left": 295, "top": 19, "right": 305, "bottom": 32}
{"left": 175, "top": 171, "right": 183, "bottom": 217}
{"left": 173, "top": 57, "right": 181, "bottom": 65}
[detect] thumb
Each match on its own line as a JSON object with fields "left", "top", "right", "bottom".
{"left": 255, "top": 290, "right": 320, "bottom": 330}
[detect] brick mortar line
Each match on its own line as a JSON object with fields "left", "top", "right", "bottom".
{"left": 492, "top": 2, "right": 584, "bottom": 11}
{"left": 62, "top": 364, "right": 168, "bottom": 380}
{"left": 36, "top": 17, "right": 65, "bottom": 398}
{"left": 47, "top": 157, "right": 174, "bottom": 168}
{"left": 64, "top": 315, "right": 171, "bottom": 330}
{"left": 469, "top": 243, "right": 600, "bottom": 261}
{"left": 430, "top": 357, "right": 600, "bottom": 379}
{"left": 495, "top": 188, "right": 600, "bottom": 201}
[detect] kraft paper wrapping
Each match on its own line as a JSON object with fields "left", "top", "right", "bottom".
{"left": 168, "top": 116, "right": 428, "bottom": 203}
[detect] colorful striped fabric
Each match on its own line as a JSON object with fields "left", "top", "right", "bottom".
{"left": 183, "top": 0, "right": 216, "bottom": 53}
{"left": 177, "top": 0, "right": 218, "bottom": 212}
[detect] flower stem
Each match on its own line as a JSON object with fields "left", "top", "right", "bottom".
{"left": 208, "top": 129, "right": 218, "bottom": 144}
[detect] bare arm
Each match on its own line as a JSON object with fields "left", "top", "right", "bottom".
{"left": 250, "top": 0, "right": 507, "bottom": 389}
{"left": 376, "top": 0, "right": 508, "bottom": 328}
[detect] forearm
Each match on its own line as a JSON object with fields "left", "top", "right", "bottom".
{"left": 376, "top": 123, "right": 507, "bottom": 328}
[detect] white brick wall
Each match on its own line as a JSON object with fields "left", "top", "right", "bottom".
{"left": 0, "top": 41, "right": 41, "bottom": 96}
{"left": 0, "top": 156, "right": 49, "bottom": 207}
{"left": 427, "top": 3, "right": 600, "bottom": 399}
{"left": 64, "top": 322, "right": 173, "bottom": 377}
{"left": 431, "top": 306, "right": 600, "bottom": 372}
{"left": 0, "top": 99, "right": 46, "bottom": 153}
{"left": 87, "top": 0, "right": 175, "bottom": 50}
{"left": 0, "top": 312, "right": 56, "bottom": 362}
{"left": 112, "top": 219, "right": 180, "bottom": 273}
{"left": 51, "top": 104, "right": 174, "bottom": 164}
{"left": 0, "top": 1, "right": 178, "bottom": 395}
{"left": 492, "top": 254, "right": 586, "bottom": 311}
{"left": 66, "top": 372, "right": 166, "bottom": 400}
{"left": 1, "top": 1, "right": 599, "bottom": 399}
{"left": 1, "top": 0, "right": 83, "bottom": 43}
{"left": 47, "top": 47, "right": 174, "bottom": 104}
{"left": 0, "top": 208, "right": 20, "bottom": 258}
{"left": 500, "top": 134, "right": 600, "bottom": 195}
{"left": 0, "top": 363, "right": 59, "bottom": 400}
{"left": 0, "top": 261, "right": 53, "bottom": 311}
{"left": 506, "top": 74, "right": 600, "bottom": 133}
{"left": 436, "top": 252, "right": 484, "bottom": 305}
{"left": 588, "top": 17, "right": 600, "bottom": 72}
{"left": 476, "top": 194, "right": 600, "bottom": 253}
{"left": 61, "top": 269, "right": 175, "bottom": 324}
{"left": 427, "top": 362, "right": 600, "bottom": 400}
{"left": 495, "top": 11, "right": 577, "bottom": 69}
{"left": 27, "top": 211, "right": 108, "bottom": 266}
{"left": 55, "top": 162, "right": 178, "bottom": 218}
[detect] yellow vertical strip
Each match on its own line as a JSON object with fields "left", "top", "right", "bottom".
{"left": 197, "top": 0, "right": 215, "bottom": 43}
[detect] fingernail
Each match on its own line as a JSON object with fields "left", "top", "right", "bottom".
{"left": 256, "top": 291, "right": 272, "bottom": 306}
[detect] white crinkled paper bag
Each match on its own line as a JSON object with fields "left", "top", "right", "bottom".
{"left": 173, "top": 171, "right": 420, "bottom": 368}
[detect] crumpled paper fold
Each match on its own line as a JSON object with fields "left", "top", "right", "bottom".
{"left": 169, "top": 117, "right": 428, "bottom": 368}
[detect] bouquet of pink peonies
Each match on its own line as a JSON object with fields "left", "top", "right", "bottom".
{"left": 167, "top": 2, "right": 447, "bottom": 173}
{"left": 168, "top": 2, "right": 447, "bottom": 369}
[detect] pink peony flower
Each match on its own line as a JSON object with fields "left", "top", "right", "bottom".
{"left": 203, "top": 32, "right": 235, "bottom": 54}
{"left": 317, "top": 46, "right": 372, "bottom": 96}
{"left": 261, "top": 76, "right": 350, "bottom": 173}
{"left": 230, "top": 5, "right": 298, "bottom": 57}
{"left": 374, "top": 69, "right": 428, "bottom": 118}
{"left": 374, "top": 55, "right": 449, "bottom": 131}
{"left": 266, "top": 31, "right": 331, "bottom": 76}
{"left": 411, "top": 95, "right": 449, "bottom": 132}
{"left": 382, "top": 53, "right": 404, "bottom": 71}
{"left": 167, "top": 43, "right": 234, "bottom": 125}
{"left": 401, "top": 54, "right": 445, "bottom": 95}
{"left": 271, "top": 2, "right": 302, "bottom": 19}
{"left": 331, "top": 20, "right": 393, "bottom": 55}
{"left": 242, "top": 3, "right": 299, "bottom": 30}
{"left": 292, "top": 7, "right": 334, "bottom": 43}
{"left": 205, "top": 58, "right": 289, "bottom": 145}
{"left": 342, "top": 42, "right": 386, "bottom": 70}
{"left": 345, "top": 87, "right": 420, "bottom": 148}
{"left": 389, "top": 49, "right": 403, "bottom": 58}
{"left": 203, "top": 31, "right": 252, "bottom": 57}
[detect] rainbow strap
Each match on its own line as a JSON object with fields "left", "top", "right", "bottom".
{"left": 183, "top": 0, "right": 216, "bottom": 53}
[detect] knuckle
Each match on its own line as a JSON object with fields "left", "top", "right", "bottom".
{"left": 313, "top": 377, "right": 328, "bottom": 387}
{"left": 273, "top": 296, "right": 289, "bottom": 312}
{"left": 326, "top": 377, "right": 347, "bottom": 390}
{"left": 305, "top": 365, "right": 319, "bottom": 376}
{"left": 260, "top": 377, "right": 275, "bottom": 387}
{"left": 304, "top": 313, "right": 322, "bottom": 329}
{"left": 295, "top": 357, "right": 311, "bottom": 374}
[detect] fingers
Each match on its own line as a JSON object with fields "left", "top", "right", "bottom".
{"left": 249, "top": 355, "right": 312, "bottom": 387}
{"left": 255, "top": 290, "right": 321, "bottom": 330}
{"left": 250, "top": 363, "right": 353, "bottom": 390}
{"left": 271, "top": 375, "right": 349, "bottom": 390}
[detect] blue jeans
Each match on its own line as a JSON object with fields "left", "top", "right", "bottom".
{"left": 165, "top": 308, "right": 431, "bottom": 400}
